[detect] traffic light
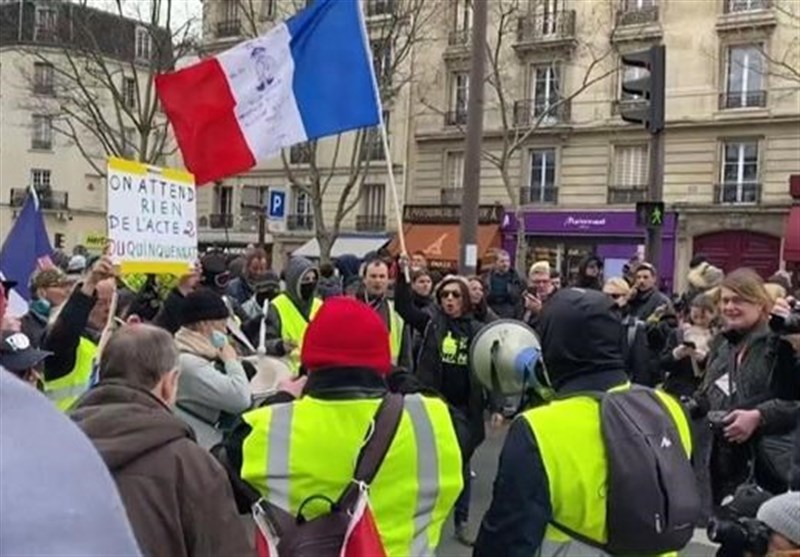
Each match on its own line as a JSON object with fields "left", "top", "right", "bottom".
{"left": 54, "top": 233, "right": 65, "bottom": 249}
{"left": 636, "top": 202, "right": 665, "bottom": 228}
{"left": 620, "top": 45, "right": 665, "bottom": 134}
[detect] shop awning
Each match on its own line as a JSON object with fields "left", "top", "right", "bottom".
{"left": 292, "top": 235, "right": 389, "bottom": 259}
{"left": 387, "top": 224, "right": 501, "bottom": 268}
{"left": 784, "top": 206, "right": 800, "bottom": 263}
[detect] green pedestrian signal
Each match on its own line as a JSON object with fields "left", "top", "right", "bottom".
{"left": 636, "top": 202, "right": 665, "bottom": 228}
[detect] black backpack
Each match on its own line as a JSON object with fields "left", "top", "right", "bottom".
{"left": 553, "top": 386, "right": 701, "bottom": 555}
{"left": 252, "top": 393, "right": 404, "bottom": 557}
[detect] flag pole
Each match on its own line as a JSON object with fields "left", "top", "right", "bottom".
{"left": 378, "top": 120, "right": 406, "bottom": 257}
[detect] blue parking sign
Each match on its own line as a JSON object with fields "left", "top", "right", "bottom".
{"left": 267, "top": 189, "right": 286, "bottom": 219}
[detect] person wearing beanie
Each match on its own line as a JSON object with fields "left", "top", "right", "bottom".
{"left": 219, "top": 296, "right": 468, "bottom": 557}
{"left": 475, "top": 288, "right": 693, "bottom": 557}
{"left": 394, "top": 258, "right": 503, "bottom": 546}
{"left": 173, "top": 288, "right": 252, "bottom": 448}
{"left": 757, "top": 491, "right": 800, "bottom": 553}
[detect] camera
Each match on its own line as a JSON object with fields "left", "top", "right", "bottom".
{"left": 769, "top": 299, "right": 800, "bottom": 335}
{"left": 707, "top": 484, "right": 773, "bottom": 557}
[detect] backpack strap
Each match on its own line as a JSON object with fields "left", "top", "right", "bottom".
{"left": 550, "top": 520, "right": 608, "bottom": 553}
{"left": 337, "top": 393, "right": 404, "bottom": 509}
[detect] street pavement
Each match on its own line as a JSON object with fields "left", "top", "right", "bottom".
{"left": 436, "top": 423, "right": 717, "bottom": 557}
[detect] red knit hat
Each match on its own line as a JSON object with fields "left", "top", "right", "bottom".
{"left": 301, "top": 296, "right": 392, "bottom": 375}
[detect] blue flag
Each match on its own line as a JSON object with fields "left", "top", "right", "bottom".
{"left": 0, "top": 193, "right": 53, "bottom": 315}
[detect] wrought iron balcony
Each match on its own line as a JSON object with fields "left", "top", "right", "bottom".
{"left": 216, "top": 19, "right": 241, "bottom": 38}
{"left": 513, "top": 98, "right": 571, "bottom": 127}
{"left": 448, "top": 27, "right": 471, "bottom": 47}
{"left": 33, "top": 82, "right": 54, "bottom": 95}
{"left": 724, "top": 0, "right": 771, "bottom": 13}
{"left": 361, "top": 133, "right": 385, "bottom": 161}
{"left": 288, "top": 214, "right": 315, "bottom": 231}
{"left": 366, "top": 0, "right": 394, "bottom": 17}
{"left": 440, "top": 188, "right": 462, "bottom": 204}
{"left": 519, "top": 186, "right": 558, "bottom": 205}
{"left": 607, "top": 185, "right": 648, "bottom": 204}
{"left": 356, "top": 215, "right": 387, "bottom": 232}
{"left": 207, "top": 213, "right": 234, "bottom": 229}
{"left": 10, "top": 188, "right": 68, "bottom": 210}
{"left": 714, "top": 182, "right": 761, "bottom": 204}
{"left": 718, "top": 90, "right": 767, "bottom": 109}
{"left": 516, "top": 10, "right": 576, "bottom": 44}
{"left": 616, "top": 6, "right": 659, "bottom": 26}
{"left": 31, "top": 139, "right": 52, "bottom": 150}
{"left": 444, "top": 109, "right": 468, "bottom": 127}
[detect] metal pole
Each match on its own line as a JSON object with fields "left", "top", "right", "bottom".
{"left": 258, "top": 212, "right": 266, "bottom": 248}
{"left": 645, "top": 129, "right": 664, "bottom": 267}
{"left": 459, "top": 0, "right": 487, "bottom": 276}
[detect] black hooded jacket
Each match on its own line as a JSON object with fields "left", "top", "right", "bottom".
{"left": 261, "top": 257, "right": 319, "bottom": 356}
{"left": 575, "top": 255, "right": 604, "bottom": 290}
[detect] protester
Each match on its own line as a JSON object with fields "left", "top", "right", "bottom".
{"left": 42, "top": 255, "right": 116, "bottom": 411}
{"left": 691, "top": 268, "right": 800, "bottom": 499}
{"left": 227, "top": 248, "right": 269, "bottom": 305}
{"left": 239, "top": 270, "right": 281, "bottom": 321}
{"left": 335, "top": 253, "right": 362, "bottom": 296}
{"left": 575, "top": 254, "right": 604, "bottom": 290}
{"left": 474, "top": 288, "right": 693, "bottom": 556}
{"left": 316, "top": 261, "right": 343, "bottom": 299}
{"left": 219, "top": 297, "right": 465, "bottom": 557}
{"left": 0, "top": 370, "right": 142, "bottom": 557}
{"left": 21, "top": 268, "right": 73, "bottom": 347}
{"left": 628, "top": 262, "right": 671, "bottom": 320}
{"left": 152, "top": 265, "right": 202, "bottom": 334}
{"left": 550, "top": 269, "right": 562, "bottom": 291}
{"left": 0, "top": 330, "right": 49, "bottom": 388}
{"left": 410, "top": 250, "right": 428, "bottom": 271}
{"left": 66, "top": 254, "right": 87, "bottom": 280}
{"left": 361, "top": 258, "right": 407, "bottom": 366}
{"left": 395, "top": 259, "right": 501, "bottom": 545}
{"left": 484, "top": 250, "right": 524, "bottom": 319}
{"left": 173, "top": 289, "right": 252, "bottom": 448}
{"left": 756, "top": 491, "right": 800, "bottom": 554}
{"left": 70, "top": 325, "right": 252, "bottom": 557}
{"left": 603, "top": 277, "right": 653, "bottom": 386}
{"left": 262, "top": 256, "right": 321, "bottom": 374}
{"left": 468, "top": 276, "right": 498, "bottom": 324}
{"left": 521, "top": 261, "right": 554, "bottom": 330}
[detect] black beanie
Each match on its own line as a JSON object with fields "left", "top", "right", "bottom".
{"left": 181, "top": 288, "right": 229, "bottom": 326}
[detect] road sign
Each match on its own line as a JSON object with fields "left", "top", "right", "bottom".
{"left": 636, "top": 201, "right": 665, "bottom": 228}
{"left": 267, "top": 188, "right": 287, "bottom": 232}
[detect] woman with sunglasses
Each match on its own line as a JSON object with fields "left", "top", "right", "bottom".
{"left": 395, "top": 257, "right": 502, "bottom": 546}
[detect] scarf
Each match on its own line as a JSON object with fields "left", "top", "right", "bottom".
{"left": 174, "top": 327, "right": 218, "bottom": 360}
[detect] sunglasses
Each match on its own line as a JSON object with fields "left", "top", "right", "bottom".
{"left": 441, "top": 290, "right": 462, "bottom": 300}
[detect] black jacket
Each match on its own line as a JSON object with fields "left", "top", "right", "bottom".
{"left": 483, "top": 269, "right": 525, "bottom": 319}
{"left": 43, "top": 287, "right": 100, "bottom": 382}
{"left": 659, "top": 328, "right": 709, "bottom": 399}
{"left": 151, "top": 287, "right": 186, "bottom": 334}
{"left": 20, "top": 310, "right": 47, "bottom": 348}
{"left": 628, "top": 288, "right": 671, "bottom": 321}
{"left": 620, "top": 315, "right": 656, "bottom": 387}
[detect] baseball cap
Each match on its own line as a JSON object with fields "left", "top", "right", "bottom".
{"left": 31, "top": 268, "right": 72, "bottom": 290}
{"left": 0, "top": 331, "right": 52, "bottom": 373}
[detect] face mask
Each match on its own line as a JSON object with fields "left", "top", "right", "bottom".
{"left": 210, "top": 330, "right": 228, "bottom": 349}
{"left": 300, "top": 282, "right": 316, "bottom": 300}
{"left": 30, "top": 298, "right": 51, "bottom": 317}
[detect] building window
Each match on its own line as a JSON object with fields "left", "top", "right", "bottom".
{"left": 723, "top": 45, "right": 765, "bottom": 109}
{"left": 623, "top": 0, "right": 656, "bottom": 10}
{"left": 34, "top": 5, "right": 57, "bottom": 41}
{"left": 122, "top": 77, "right": 136, "bottom": 108}
{"left": 31, "top": 169, "right": 52, "bottom": 194}
{"left": 215, "top": 185, "right": 233, "bottom": 214}
{"left": 528, "top": 148, "right": 557, "bottom": 203}
{"left": 290, "top": 188, "right": 314, "bottom": 230}
{"left": 621, "top": 64, "right": 647, "bottom": 101}
{"left": 449, "top": 0, "right": 472, "bottom": 45}
{"left": 218, "top": 0, "right": 241, "bottom": 36}
{"left": 358, "top": 184, "right": 387, "bottom": 231}
{"left": 371, "top": 40, "right": 392, "bottom": 88}
{"left": 725, "top": 0, "right": 769, "bottom": 13}
{"left": 362, "top": 112, "right": 388, "bottom": 161}
{"left": 31, "top": 115, "right": 53, "bottom": 150}
{"left": 446, "top": 152, "right": 465, "bottom": 191}
{"left": 531, "top": 64, "right": 561, "bottom": 122}
{"left": 33, "top": 62, "right": 54, "bottom": 95}
{"left": 240, "top": 185, "right": 267, "bottom": 227}
{"left": 289, "top": 143, "right": 312, "bottom": 164}
{"left": 610, "top": 144, "right": 648, "bottom": 203}
{"left": 135, "top": 27, "right": 151, "bottom": 61}
{"left": 446, "top": 72, "right": 469, "bottom": 125}
{"left": 366, "top": 0, "right": 394, "bottom": 16}
{"left": 617, "top": 0, "right": 658, "bottom": 25}
{"left": 532, "top": 0, "right": 561, "bottom": 36}
{"left": 720, "top": 140, "right": 759, "bottom": 203}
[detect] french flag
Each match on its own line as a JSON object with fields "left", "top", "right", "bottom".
{"left": 156, "top": 0, "right": 381, "bottom": 185}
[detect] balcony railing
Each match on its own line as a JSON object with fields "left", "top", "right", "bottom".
{"left": 356, "top": 214, "right": 387, "bottom": 231}
{"left": 33, "top": 83, "right": 54, "bottom": 95}
{"left": 10, "top": 187, "right": 68, "bottom": 210}
{"left": 207, "top": 213, "right": 234, "bottom": 229}
{"left": 361, "top": 133, "right": 385, "bottom": 161}
{"left": 519, "top": 186, "right": 558, "bottom": 205}
{"left": 715, "top": 182, "right": 761, "bottom": 204}
{"left": 615, "top": 6, "right": 659, "bottom": 26}
{"left": 444, "top": 109, "right": 467, "bottom": 127}
{"left": 516, "top": 10, "right": 576, "bottom": 43}
{"left": 448, "top": 27, "right": 471, "bottom": 46}
{"left": 440, "top": 188, "right": 462, "bottom": 204}
{"left": 31, "top": 139, "right": 52, "bottom": 150}
{"left": 725, "top": 0, "right": 771, "bottom": 13}
{"left": 366, "top": 0, "right": 394, "bottom": 17}
{"left": 216, "top": 19, "right": 241, "bottom": 38}
{"left": 719, "top": 90, "right": 767, "bottom": 109}
{"left": 607, "top": 185, "right": 648, "bottom": 204}
{"left": 513, "top": 99, "right": 571, "bottom": 127}
{"left": 288, "top": 214, "right": 314, "bottom": 231}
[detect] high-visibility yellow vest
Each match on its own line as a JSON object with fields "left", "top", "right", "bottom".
{"left": 240, "top": 394, "right": 463, "bottom": 557}
{"left": 44, "top": 337, "right": 97, "bottom": 412}
{"left": 387, "top": 300, "right": 404, "bottom": 364}
{"left": 521, "top": 386, "right": 691, "bottom": 557}
{"left": 270, "top": 294, "right": 322, "bottom": 375}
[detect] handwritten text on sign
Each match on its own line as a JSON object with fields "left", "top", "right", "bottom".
{"left": 107, "top": 158, "right": 197, "bottom": 274}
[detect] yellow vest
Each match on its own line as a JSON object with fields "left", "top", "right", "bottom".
{"left": 240, "top": 394, "right": 463, "bottom": 557}
{"left": 44, "top": 337, "right": 98, "bottom": 412}
{"left": 386, "top": 300, "right": 404, "bottom": 364}
{"left": 270, "top": 294, "right": 322, "bottom": 375}
{"left": 521, "top": 386, "right": 692, "bottom": 557}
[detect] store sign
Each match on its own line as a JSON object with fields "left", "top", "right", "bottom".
{"left": 562, "top": 216, "right": 607, "bottom": 230}
{"left": 403, "top": 204, "right": 503, "bottom": 224}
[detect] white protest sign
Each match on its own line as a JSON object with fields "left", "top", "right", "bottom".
{"left": 106, "top": 157, "right": 197, "bottom": 274}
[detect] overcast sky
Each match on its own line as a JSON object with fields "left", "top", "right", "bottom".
{"left": 88, "top": 0, "right": 203, "bottom": 34}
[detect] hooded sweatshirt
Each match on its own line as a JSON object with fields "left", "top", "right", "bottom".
{"left": 575, "top": 255, "right": 604, "bottom": 290}
{"left": 70, "top": 381, "right": 252, "bottom": 557}
{"left": 262, "top": 257, "right": 319, "bottom": 355}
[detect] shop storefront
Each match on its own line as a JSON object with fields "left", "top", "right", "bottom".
{"left": 501, "top": 210, "right": 678, "bottom": 290}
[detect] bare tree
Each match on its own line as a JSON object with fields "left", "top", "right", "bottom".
{"left": 234, "top": 0, "right": 435, "bottom": 263}
{"left": 18, "top": 0, "right": 198, "bottom": 176}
